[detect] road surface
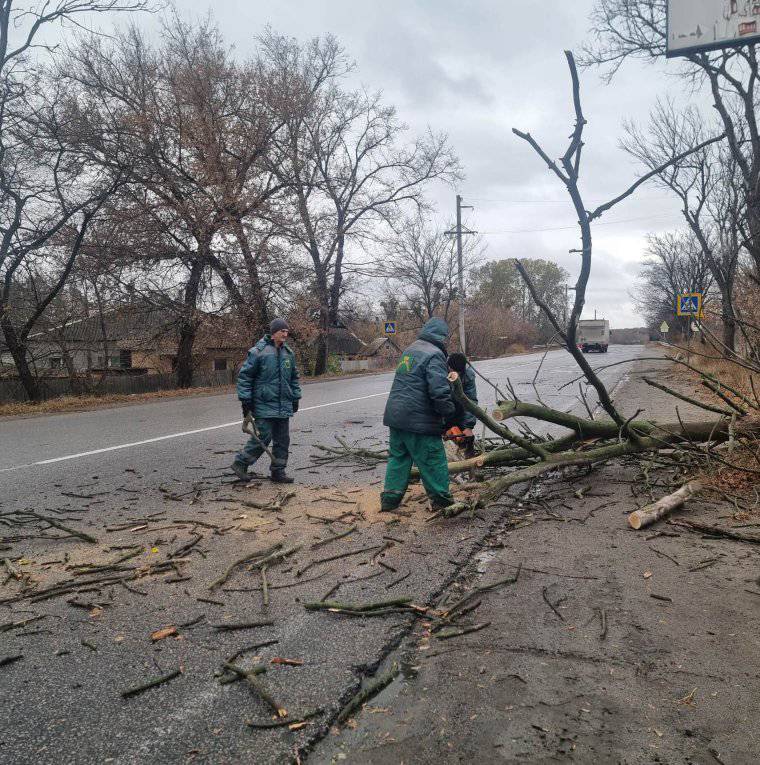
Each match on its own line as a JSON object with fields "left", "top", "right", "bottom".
{"left": 0, "top": 345, "right": 644, "bottom": 765}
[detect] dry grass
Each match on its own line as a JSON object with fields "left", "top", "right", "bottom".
{"left": 661, "top": 344, "right": 758, "bottom": 412}
{"left": 665, "top": 350, "right": 760, "bottom": 498}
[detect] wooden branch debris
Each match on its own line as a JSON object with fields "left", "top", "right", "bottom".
{"left": 247, "top": 708, "right": 322, "bottom": 729}
{"left": 442, "top": 564, "right": 522, "bottom": 619}
{"left": 295, "top": 543, "right": 383, "bottom": 578}
{"left": 19, "top": 511, "right": 98, "bottom": 544}
{"left": 310, "top": 437, "right": 388, "bottom": 468}
{"left": 213, "top": 620, "right": 274, "bottom": 632}
{"left": 628, "top": 481, "right": 703, "bottom": 530}
{"left": 435, "top": 622, "right": 491, "bottom": 640}
{"left": 223, "top": 662, "right": 288, "bottom": 717}
{"left": 303, "top": 597, "right": 420, "bottom": 617}
{"left": 208, "top": 542, "right": 301, "bottom": 592}
{"left": 309, "top": 525, "right": 357, "bottom": 550}
{"left": 668, "top": 519, "right": 760, "bottom": 544}
{"left": 701, "top": 379, "right": 748, "bottom": 416}
{"left": 121, "top": 668, "right": 182, "bottom": 699}
{"left": 336, "top": 663, "right": 399, "bottom": 725}
{"left": 642, "top": 378, "right": 734, "bottom": 417}
{"left": 209, "top": 543, "right": 282, "bottom": 590}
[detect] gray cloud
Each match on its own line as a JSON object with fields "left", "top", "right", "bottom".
{"left": 162, "top": 1, "right": 697, "bottom": 326}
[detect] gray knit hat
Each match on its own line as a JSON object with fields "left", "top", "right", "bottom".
{"left": 269, "top": 318, "right": 289, "bottom": 334}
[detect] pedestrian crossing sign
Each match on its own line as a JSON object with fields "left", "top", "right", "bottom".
{"left": 676, "top": 293, "right": 702, "bottom": 317}
{"left": 384, "top": 321, "right": 396, "bottom": 335}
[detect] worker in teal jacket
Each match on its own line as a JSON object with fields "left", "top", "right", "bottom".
{"left": 447, "top": 351, "right": 478, "bottom": 459}
{"left": 231, "top": 318, "right": 302, "bottom": 483}
{"left": 381, "top": 317, "right": 458, "bottom": 511}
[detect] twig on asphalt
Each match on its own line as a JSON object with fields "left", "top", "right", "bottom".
{"left": 121, "top": 669, "right": 182, "bottom": 699}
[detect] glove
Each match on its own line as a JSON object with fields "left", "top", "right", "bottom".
{"left": 445, "top": 400, "right": 465, "bottom": 430}
{"left": 241, "top": 400, "right": 253, "bottom": 417}
{"left": 292, "top": 399, "right": 299, "bottom": 413}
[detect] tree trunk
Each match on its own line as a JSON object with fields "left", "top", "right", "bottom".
{"left": 59, "top": 343, "right": 85, "bottom": 395}
{"left": 233, "top": 218, "right": 270, "bottom": 334}
{"left": 174, "top": 256, "right": 206, "bottom": 389}
{"left": 721, "top": 284, "right": 737, "bottom": 353}
{"left": 313, "top": 303, "right": 329, "bottom": 377}
{"left": 745, "top": 198, "right": 760, "bottom": 283}
{"left": 314, "top": 262, "right": 330, "bottom": 377}
{"left": 0, "top": 317, "right": 42, "bottom": 402}
{"left": 327, "top": 231, "right": 344, "bottom": 327}
{"left": 175, "top": 320, "right": 198, "bottom": 388}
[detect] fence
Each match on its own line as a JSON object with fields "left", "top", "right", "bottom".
{"left": 0, "top": 368, "right": 237, "bottom": 404}
{"left": 338, "top": 357, "right": 393, "bottom": 373}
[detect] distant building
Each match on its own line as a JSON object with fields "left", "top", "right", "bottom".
{"left": 0, "top": 306, "right": 250, "bottom": 377}
{"left": 609, "top": 327, "right": 650, "bottom": 345}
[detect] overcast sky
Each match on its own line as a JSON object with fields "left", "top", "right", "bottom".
{"left": 154, "top": 1, "right": 704, "bottom": 327}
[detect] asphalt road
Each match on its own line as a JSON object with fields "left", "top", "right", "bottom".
{"left": 2, "top": 344, "right": 640, "bottom": 489}
{"left": 0, "top": 345, "right": 644, "bottom": 765}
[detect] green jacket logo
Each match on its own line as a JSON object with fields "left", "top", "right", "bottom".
{"left": 397, "top": 354, "right": 414, "bottom": 374}
{"left": 284, "top": 359, "right": 291, "bottom": 369}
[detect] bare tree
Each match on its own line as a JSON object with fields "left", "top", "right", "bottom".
{"left": 63, "top": 17, "right": 288, "bottom": 386}
{"left": 583, "top": 0, "right": 760, "bottom": 281}
{"left": 376, "top": 215, "right": 479, "bottom": 324}
{"left": 0, "top": 1, "right": 148, "bottom": 400}
{"left": 633, "top": 230, "right": 714, "bottom": 334}
{"left": 511, "top": 51, "right": 721, "bottom": 428}
{"left": 622, "top": 102, "right": 742, "bottom": 350}
{"left": 265, "top": 32, "right": 462, "bottom": 374}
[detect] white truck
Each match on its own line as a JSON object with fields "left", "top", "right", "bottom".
{"left": 577, "top": 319, "right": 610, "bottom": 353}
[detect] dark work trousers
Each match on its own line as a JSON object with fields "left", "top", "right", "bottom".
{"left": 235, "top": 417, "right": 290, "bottom": 471}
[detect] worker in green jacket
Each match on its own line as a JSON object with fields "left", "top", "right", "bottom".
{"left": 232, "top": 318, "right": 302, "bottom": 483}
{"left": 381, "top": 317, "right": 458, "bottom": 512}
{"left": 447, "top": 351, "right": 478, "bottom": 460}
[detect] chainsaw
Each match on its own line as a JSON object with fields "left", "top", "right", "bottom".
{"left": 444, "top": 426, "right": 476, "bottom": 458}
{"left": 443, "top": 426, "right": 468, "bottom": 444}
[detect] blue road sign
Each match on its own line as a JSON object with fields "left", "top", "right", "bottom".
{"left": 384, "top": 321, "right": 396, "bottom": 335}
{"left": 676, "top": 293, "right": 702, "bottom": 316}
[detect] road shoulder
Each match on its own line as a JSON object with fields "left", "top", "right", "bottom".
{"left": 310, "top": 355, "right": 760, "bottom": 764}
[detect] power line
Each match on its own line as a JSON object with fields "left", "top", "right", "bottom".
{"left": 479, "top": 213, "right": 681, "bottom": 235}
{"left": 465, "top": 195, "right": 676, "bottom": 205}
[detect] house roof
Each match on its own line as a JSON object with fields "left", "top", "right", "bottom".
{"left": 361, "top": 337, "right": 392, "bottom": 357}
{"left": 318, "top": 326, "right": 365, "bottom": 357}
{"left": 21, "top": 305, "right": 251, "bottom": 353}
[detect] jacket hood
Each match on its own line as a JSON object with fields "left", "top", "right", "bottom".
{"left": 418, "top": 318, "right": 449, "bottom": 348}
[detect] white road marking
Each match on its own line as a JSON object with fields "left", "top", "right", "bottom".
{"left": 0, "top": 391, "right": 389, "bottom": 473}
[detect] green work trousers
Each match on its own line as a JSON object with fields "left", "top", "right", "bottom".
{"left": 381, "top": 428, "right": 453, "bottom": 510}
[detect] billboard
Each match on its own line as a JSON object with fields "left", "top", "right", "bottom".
{"left": 667, "top": 1, "right": 760, "bottom": 57}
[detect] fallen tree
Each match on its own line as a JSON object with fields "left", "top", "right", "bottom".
{"left": 428, "top": 51, "right": 757, "bottom": 519}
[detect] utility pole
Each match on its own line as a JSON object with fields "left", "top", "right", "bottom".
{"left": 447, "top": 195, "right": 475, "bottom": 354}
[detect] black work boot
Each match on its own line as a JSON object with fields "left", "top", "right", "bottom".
{"left": 230, "top": 461, "right": 250, "bottom": 482}
{"left": 270, "top": 469, "right": 294, "bottom": 484}
{"left": 430, "top": 496, "right": 454, "bottom": 512}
